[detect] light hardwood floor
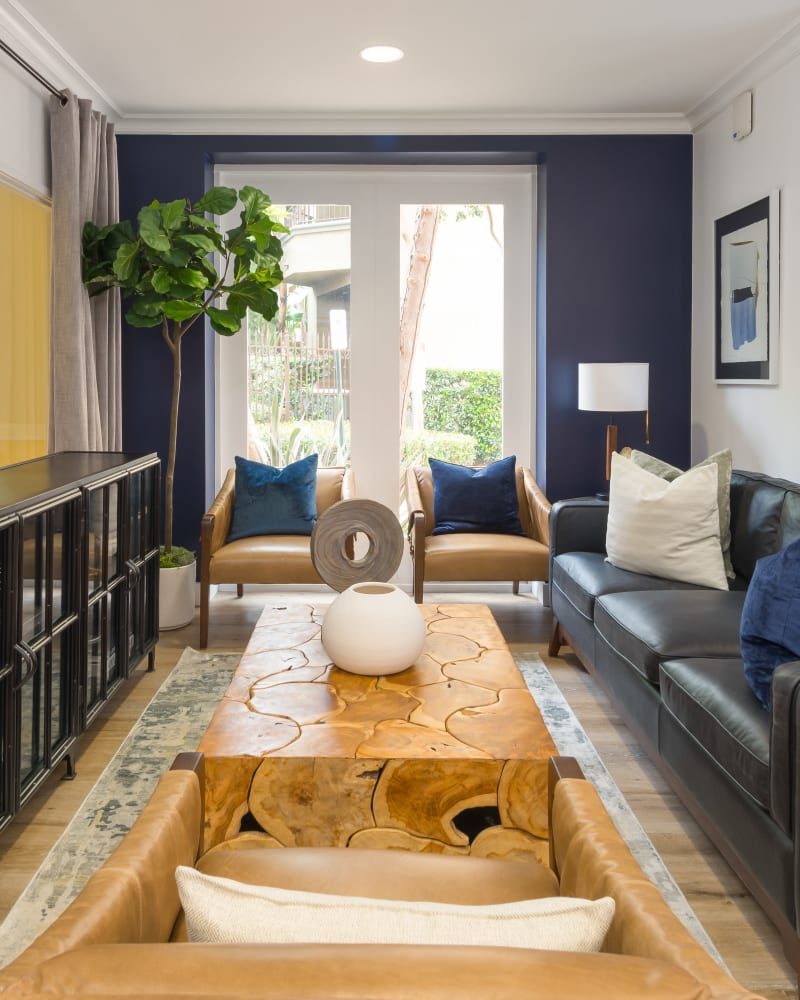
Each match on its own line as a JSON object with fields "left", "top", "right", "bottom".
{"left": 0, "top": 586, "right": 795, "bottom": 998}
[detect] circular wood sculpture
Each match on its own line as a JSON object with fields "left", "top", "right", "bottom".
{"left": 311, "top": 498, "right": 404, "bottom": 592}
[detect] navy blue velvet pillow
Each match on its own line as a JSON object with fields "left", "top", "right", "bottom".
{"left": 740, "top": 539, "right": 800, "bottom": 711}
{"left": 227, "top": 454, "right": 318, "bottom": 541}
{"left": 430, "top": 455, "right": 524, "bottom": 536}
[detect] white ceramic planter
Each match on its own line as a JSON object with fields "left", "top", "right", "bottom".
{"left": 321, "top": 581, "right": 426, "bottom": 676}
{"left": 159, "top": 561, "right": 196, "bottom": 631}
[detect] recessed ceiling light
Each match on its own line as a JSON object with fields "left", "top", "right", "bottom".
{"left": 360, "top": 45, "right": 404, "bottom": 63}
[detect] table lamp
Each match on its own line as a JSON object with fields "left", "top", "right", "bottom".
{"left": 578, "top": 363, "right": 650, "bottom": 480}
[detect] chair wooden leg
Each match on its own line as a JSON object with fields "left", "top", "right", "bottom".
{"left": 199, "top": 582, "right": 209, "bottom": 649}
{"left": 512, "top": 581, "right": 520, "bottom": 595}
{"left": 548, "top": 617, "right": 563, "bottom": 657}
{"left": 237, "top": 584, "right": 244, "bottom": 598}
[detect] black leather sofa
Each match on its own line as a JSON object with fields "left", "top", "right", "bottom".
{"left": 548, "top": 469, "right": 800, "bottom": 974}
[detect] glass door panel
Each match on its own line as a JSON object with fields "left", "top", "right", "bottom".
{"left": 20, "top": 513, "right": 45, "bottom": 642}
{"left": 49, "top": 626, "right": 75, "bottom": 755}
{"left": 107, "top": 481, "right": 121, "bottom": 583}
{"left": 246, "top": 203, "right": 352, "bottom": 467}
{"left": 86, "top": 488, "right": 105, "bottom": 597}
{"left": 400, "top": 203, "right": 504, "bottom": 478}
{"left": 86, "top": 597, "right": 104, "bottom": 713}
{"left": 17, "top": 642, "right": 44, "bottom": 793}
{"left": 105, "top": 587, "right": 122, "bottom": 689}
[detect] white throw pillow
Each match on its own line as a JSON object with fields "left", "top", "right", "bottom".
{"left": 606, "top": 452, "right": 728, "bottom": 590}
{"left": 175, "top": 865, "right": 615, "bottom": 953}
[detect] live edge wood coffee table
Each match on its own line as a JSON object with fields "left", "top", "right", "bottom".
{"left": 199, "top": 602, "right": 557, "bottom": 861}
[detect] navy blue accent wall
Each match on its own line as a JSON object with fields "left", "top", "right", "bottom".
{"left": 117, "top": 133, "right": 692, "bottom": 552}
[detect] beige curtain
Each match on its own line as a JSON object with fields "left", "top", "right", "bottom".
{"left": 49, "top": 91, "right": 121, "bottom": 451}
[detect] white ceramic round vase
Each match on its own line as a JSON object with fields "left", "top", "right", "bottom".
{"left": 158, "top": 562, "right": 196, "bottom": 631}
{"left": 321, "top": 582, "right": 426, "bottom": 676}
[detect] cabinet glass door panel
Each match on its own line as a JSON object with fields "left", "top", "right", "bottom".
{"left": 86, "top": 598, "right": 104, "bottom": 713}
{"left": 17, "top": 643, "right": 44, "bottom": 794}
{"left": 107, "top": 482, "right": 122, "bottom": 583}
{"left": 20, "top": 513, "right": 46, "bottom": 642}
{"left": 129, "top": 473, "right": 142, "bottom": 561}
{"left": 50, "top": 626, "right": 75, "bottom": 755}
{"left": 105, "top": 588, "right": 122, "bottom": 690}
{"left": 86, "top": 489, "right": 105, "bottom": 597}
{"left": 52, "top": 501, "right": 77, "bottom": 625}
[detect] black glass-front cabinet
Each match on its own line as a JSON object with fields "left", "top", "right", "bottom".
{"left": 0, "top": 452, "right": 160, "bottom": 830}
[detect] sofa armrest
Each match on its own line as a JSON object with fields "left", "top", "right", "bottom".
{"left": 522, "top": 468, "right": 551, "bottom": 545}
{"left": 549, "top": 497, "right": 609, "bottom": 561}
{"left": 770, "top": 660, "right": 800, "bottom": 859}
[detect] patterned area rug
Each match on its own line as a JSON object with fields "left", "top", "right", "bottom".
{"left": 0, "top": 648, "right": 721, "bottom": 969}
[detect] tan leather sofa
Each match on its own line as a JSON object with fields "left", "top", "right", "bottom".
{"left": 0, "top": 754, "right": 762, "bottom": 999}
{"left": 405, "top": 464, "right": 551, "bottom": 603}
{"left": 199, "top": 465, "right": 355, "bottom": 646}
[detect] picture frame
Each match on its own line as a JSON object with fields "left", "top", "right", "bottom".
{"left": 714, "top": 190, "right": 779, "bottom": 384}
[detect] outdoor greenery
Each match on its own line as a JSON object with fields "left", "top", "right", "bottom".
{"left": 402, "top": 430, "right": 476, "bottom": 468}
{"left": 422, "top": 369, "right": 502, "bottom": 463}
{"left": 82, "top": 185, "right": 286, "bottom": 557}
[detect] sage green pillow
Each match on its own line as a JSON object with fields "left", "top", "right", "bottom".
{"left": 630, "top": 449, "right": 734, "bottom": 579}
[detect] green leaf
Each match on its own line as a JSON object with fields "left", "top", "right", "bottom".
{"left": 206, "top": 306, "right": 241, "bottom": 334}
{"left": 151, "top": 268, "right": 173, "bottom": 293}
{"left": 160, "top": 199, "right": 187, "bottom": 231}
{"left": 175, "top": 267, "right": 209, "bottom": 289}
{"left": 162, "top": 300, "right": 202, "bottom": 321}
{"left": 239, "top": 186, "right": 271, "bottom": 223}
{"left": 195, "top": 186, "right": 238, "bottom": 215}
{"left": 228, "top": 281, "right": 278, "bottom": 321}
{"left": 125, "top": 306, "right": 161, "bottom": 328}
{"left": 113, "top": 241, "right": 140, "bottom": 281}
{"left": 176, "top": 233, "right": 218, "bottom": 255}
{"left": 138, "top": 204, "right": 171, "bottom": 252}
{"left": 162, "top": 247, "right": 192, "bottom": 268}
{"left": 188, "top": 213, "right": 216, "bottom": 230}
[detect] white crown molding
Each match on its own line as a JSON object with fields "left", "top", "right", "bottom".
{"left": 114, "top": 111, "right": 691, "bottom": 136}
{"left": 687, "top": 16, "right": 800, "bottom": 131}
{"left": 0, "top": 0, "right": 119, "bottom": 119}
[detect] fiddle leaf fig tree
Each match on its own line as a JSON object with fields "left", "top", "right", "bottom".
{"left": 82, "top": 185, "right": 286, "bottom": 560}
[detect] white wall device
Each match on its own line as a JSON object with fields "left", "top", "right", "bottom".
{"left": 732, "top": 91, "right": 753, "bottom": 141}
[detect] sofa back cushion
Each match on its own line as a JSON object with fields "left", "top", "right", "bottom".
{"left": 729, "top": 471, "right": 800, "bottom": 581}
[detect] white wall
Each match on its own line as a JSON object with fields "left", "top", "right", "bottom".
{"left": 0, "top": 58, "right": 51, "bottom": 196}
{"left": 692, "top": 54, "right": 800, "bottom": 481}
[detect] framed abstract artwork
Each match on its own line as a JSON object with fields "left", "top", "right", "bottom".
{"left": 714, "top": 191, "right": 780, "bottom": 384}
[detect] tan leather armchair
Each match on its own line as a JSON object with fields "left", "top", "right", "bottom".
{"left": 405, "top": 464, "right": 551, "bottom": 603}
{"left": 0, "top": 753, "right": 763, "bottom": 999}
{"left": 199, "top": 465, "right": 355, "bottom": 647}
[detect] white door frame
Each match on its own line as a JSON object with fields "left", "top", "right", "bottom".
{"left": 214, "top": 164, "right": 536, "bottom": 521}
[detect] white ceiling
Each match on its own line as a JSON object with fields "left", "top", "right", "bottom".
{"left": 4, "top": 0, "right": 800, "bottom": 130}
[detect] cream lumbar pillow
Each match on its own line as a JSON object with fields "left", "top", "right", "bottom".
{"left": 606, "top": 452, "right": 728, "bottom": 591}
{"left": 630, "top": 448, "right": 734, "bottom": 578}
{"left": 175, "top": 866, "right": 615, "bottom": 953}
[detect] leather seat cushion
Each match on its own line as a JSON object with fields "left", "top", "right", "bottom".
{"left": 552, "top": 553, "right": 702, "bottom": 620}
{"left": 659, "top": 658, "right": 770, "bottom": 810}
{"left": 210, "top": 536, "right": 322, "bottom": 585}
{"left": 594, "top": 590, "right": 746, "bottom": 684}
{"left": 423, "top": 533, "right": 549, "bottom": 582}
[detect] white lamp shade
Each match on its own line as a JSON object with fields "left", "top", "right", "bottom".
{"left": 578, "top": 363, "right": 649, "bottom": 413}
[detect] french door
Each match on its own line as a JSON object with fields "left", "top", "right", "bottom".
{"left": 215, "top": 165, "right": 535, "bottom": 570}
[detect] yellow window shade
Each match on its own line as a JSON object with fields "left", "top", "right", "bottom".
{"left": 0, "top": 179, "right": 51, "bottom": 467}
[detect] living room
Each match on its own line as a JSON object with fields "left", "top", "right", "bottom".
{"left": 1, "top": 2, "right": 799, "bottom": 997}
